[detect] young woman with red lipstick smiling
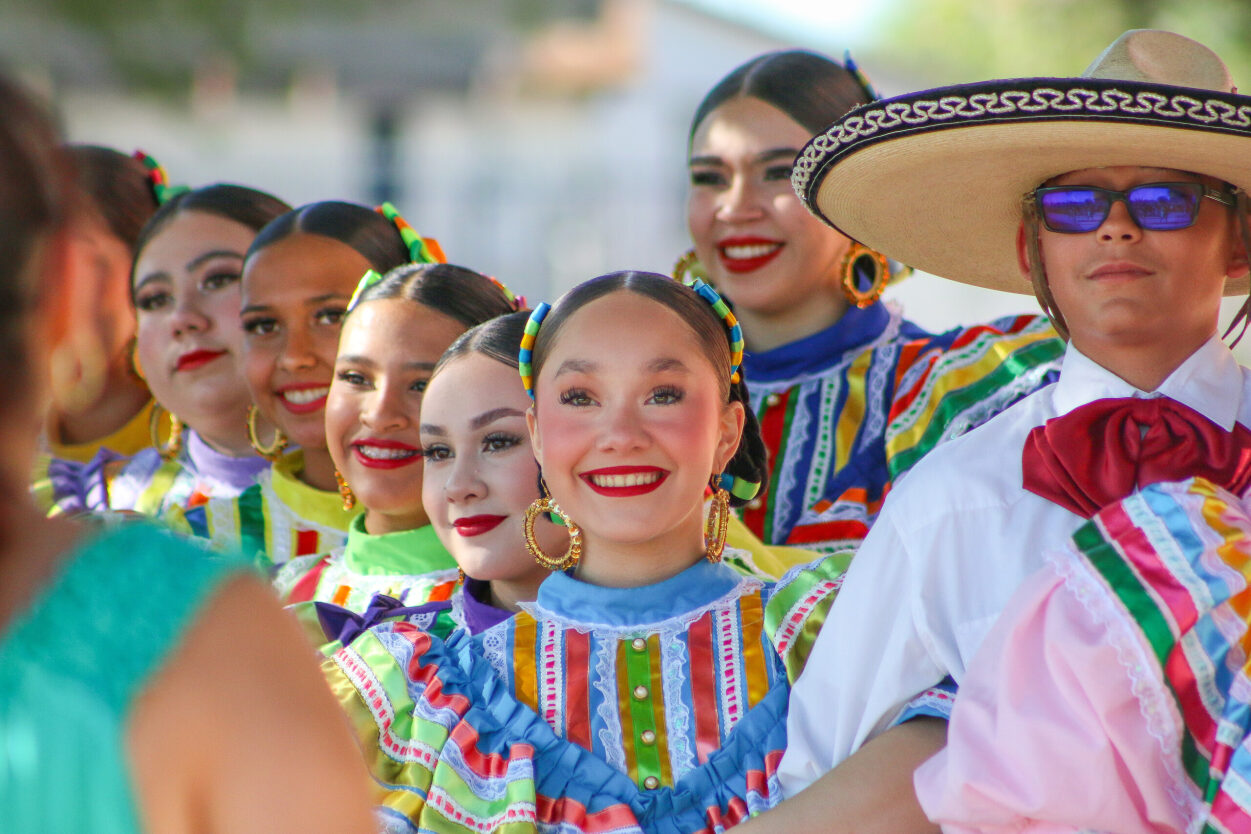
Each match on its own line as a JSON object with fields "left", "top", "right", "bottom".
{"left": 686, "top": 51, "right": 1063, "bottom": 555}
{"left": 273, "top": 263, "right": 520, "bottom": 614}
{"left": 417, "top": 311, "right": 565, "bottom": 632}
{"left": 322, "top": 272, "right": 879, "bottom": 831}
{"left": 179, "top": 201, "right": 426, "bottom": 569}
{"left": 39, "top": 184, "right": 292, "bottom": 517}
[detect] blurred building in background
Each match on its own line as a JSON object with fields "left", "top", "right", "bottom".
{"left": 6, "top": 0, "right": 1251, "bottom": 344}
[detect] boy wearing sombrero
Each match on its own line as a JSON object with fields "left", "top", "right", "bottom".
{"left": 760, "top": 29, "right": 1251, "bottom": 831}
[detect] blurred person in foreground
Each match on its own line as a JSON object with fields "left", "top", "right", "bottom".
{"left": 0, "top": 74, "right": 375, "bottom": 834}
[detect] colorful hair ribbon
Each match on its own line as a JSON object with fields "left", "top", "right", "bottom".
{"left": 844, "top": 50, "right": 880, "bottom": 103}
{"left": 485, "top": 274, "right": 526, "bottom": 312}
{"left": 684, "top": 278, "right": 744, "bottom": 384}
{"left": 347, "top": 269, "right": 385, "bottom": 313}
{"left": 518, "top": 302, "right": 551, "bottom": 400}
{"left": 376, "top": 201, "right": 447, "bottom": 265}
{"left": 132, "top": 149, "right": 189, "bottom": 205}
{"left": 719, "top": 471, "right": 761, "bottom": 502}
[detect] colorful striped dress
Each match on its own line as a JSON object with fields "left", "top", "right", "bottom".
{"left": 741, "top": 302, "right": 1061, "bottom": 554}
{"left": 324, "top": 550, "right": 938, "bottom": 832}
{"left": 32, "top": 429, "right": 267, "bottom": 519}
{"left": 177, "top": 450, "right": 360, "bottom": 571}
{"left": 916, "top": 477, "right": 1251, "bottom": 832}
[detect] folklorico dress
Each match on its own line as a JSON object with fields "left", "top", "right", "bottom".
{"left": 177, "top": 449, "right": 360, "bottom": 571}
{"left": 324, "top": 549, "right": 950, "bottom": 832}
{"left": 273, "top": 514, "right": 459, "bottom": 648}
{"left": 0, "top": 521, "right": 248, "bottom": 834}
{"left": 274, "top": 514, "right": 459, "bottom": 610}
{"left": 915, "top": 478, "right": 1251, "bottom": 833}
{"left": 741, "top": 300, "right": 1061, "bottom": 554}
{"left": 34, "top": 428, "right": 268, "bottom": 518}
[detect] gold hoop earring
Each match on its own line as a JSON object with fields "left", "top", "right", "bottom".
{"left": 672, "top": 248, "right": 706, "bottom": 283}
{"left": 705, "top": 476, "right": 731, "bottom": 563}
{"left": 246, "top": 405, "right": 288, "bottom": 462}
{"left": 334, "top": 469, "right": 356, "bottom": 510}
{"left": 524, "top": 496, "right": 583, "bottom": 571}
{"left": 840, "top": 242, "right": 890, "bottom": 309}
{"left": 150, "top": 403, "right": 185, "bottom": 461}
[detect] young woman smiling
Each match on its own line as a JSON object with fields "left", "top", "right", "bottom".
{"left": 41, "top": 185, "right": 292, "bottom": 517}
{"left": 686, "top": 51, "right": 1064, "bottom": 554}
{"left": 323, "top": 272, "right": 875, "bottom": 831}
{"left": 273, "top": 263, "right": 520, "bottom": 617}
{"left": 178, "top": 201, "right": 434, "bottom": 569}
{"left": 418, "top": 311, "right": 565, "bottom": 632}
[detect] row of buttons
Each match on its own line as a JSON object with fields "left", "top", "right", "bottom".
{"left": 629, "top": 635, "right": 659, "bottom": 789}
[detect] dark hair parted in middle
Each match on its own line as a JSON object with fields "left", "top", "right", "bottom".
{"left": 528, "top": 271, "right": 768, "bottom": 508}
{"left": 688, "top": 49, "right": 874, "bottom": 141}
{"left": 434, "top": 309, "right": 532, "bottom": 377}
{"left": 350, "top": 262, "right": 520, "bottom": 330}
{"left": 246, "top": 201, "right": 409, "bottom": 273}
{"left": 132, "top": 184, "right": 292, "bottom": 285}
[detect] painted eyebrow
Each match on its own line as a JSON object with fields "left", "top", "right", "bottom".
{"left": 240, "top": 292, "right": 350, "bottom": 316}
{"left": 469, "top": 407, "right": 525, "bottom": 430}
{"left": 688, "top": 147, "right": 799, "bottom": 167}
{"left": 648, "top": 357, "right": 690, "bottom": 373}
{"left": 554, "top": 358, "right": 596, "bottom": 377}
{"left": 186, "top": 249, "right": 244, "bottom": 272}
{"left": 132, "top": 271, "right": 171, "bottom": 293}
{"left": 335, "top": 355, "right": 438, "bottom": 372}
{"left": 419, "top": 423, "right": 445, "bottom": 436}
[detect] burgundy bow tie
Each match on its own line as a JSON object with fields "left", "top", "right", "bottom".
{"left": 1022, "top": 396, "right": 1251, "bottom": 518}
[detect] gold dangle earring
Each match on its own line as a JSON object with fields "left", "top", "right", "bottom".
{"left": 839, "top": 242, "right": 890, "bottom": 308}
{"left": 672, "top": 248, "right": 706, "bottom": 283}
{"left": 334, "top": 469, "right": 356, "bottom": 510}
{"left": 523, "top": 479, "right": 583, "bottom": 571}
{"left": 704, "top": 475, "right": 731, "bottom": 563}
{"left": 149, "top": 403, "right": 185, "bottom": 461}
{"left": 246, "top": 405, "right": 288, "bottom": 463}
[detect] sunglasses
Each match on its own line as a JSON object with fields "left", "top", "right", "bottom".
{"left": 1033, "top": 181, "right": 1235, "bottom": 234}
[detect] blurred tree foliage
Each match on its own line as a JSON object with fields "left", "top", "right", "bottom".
{"left": 0, "top": 0, "right": 601, "bottom": 94}
{"left": 877, "top": 0, "right": 1251, "bottom": 86}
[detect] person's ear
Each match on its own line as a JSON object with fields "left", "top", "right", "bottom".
{"left": 1016, "top": 221, "right": 1033, "bottom": 283}
{"left": 1226, "top": 215, "right": 1251, "bottom": 283}
{"left": 526, "top": 404, "right": 542, "bottom": 468}
{"left": 714, "top": 399, "right": 746, "bottom": 474}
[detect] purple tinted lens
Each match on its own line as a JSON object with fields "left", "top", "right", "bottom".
{"left": 1125, "top": 184, "right": 1200, "bottom": 230}
{"left": 1039, "top": 189, "right": 1107, "bottom": 232}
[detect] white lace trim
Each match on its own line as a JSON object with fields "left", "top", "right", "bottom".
{"left": 1045, "top": 543, "right": 1204, "bottom": 823}
{"left": 517, "top": 574, "right": 765, "bottom": 640}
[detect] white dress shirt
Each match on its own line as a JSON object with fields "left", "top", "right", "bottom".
{"left": 777, "top": 335, "right": 1251, "bottom": 797}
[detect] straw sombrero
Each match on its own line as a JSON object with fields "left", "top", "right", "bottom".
{"left": 792, "top": 30, "right": 1251, "bottom": 296}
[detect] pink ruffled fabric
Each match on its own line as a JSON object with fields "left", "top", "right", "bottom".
{"left": 914, "top": 569, "right": 1190, "bottom": 833}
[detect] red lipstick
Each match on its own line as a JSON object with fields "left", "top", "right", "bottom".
{"left": 351, "top": 438, "right": 422, "bottom": 469}
{"left": 176, "top": 349, "right": 226, "bottom": 372}
{"left": 276, "top": 383, "right": 330, "bottom": 415}
{"left": 717, "top": 236, "right": 784, "bottom": 274}
{"left": 452, "top": 515, "right": 507, "bottom": 537}
{"left": 580, "top": 466, "right": 668, "bottom": 497}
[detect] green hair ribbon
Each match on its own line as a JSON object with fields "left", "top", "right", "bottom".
{"left": 347, "top": 269, "right": 384, "bottom": 312}
{"left": 132, "top": 150, "right": 189, "bottom": 205}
